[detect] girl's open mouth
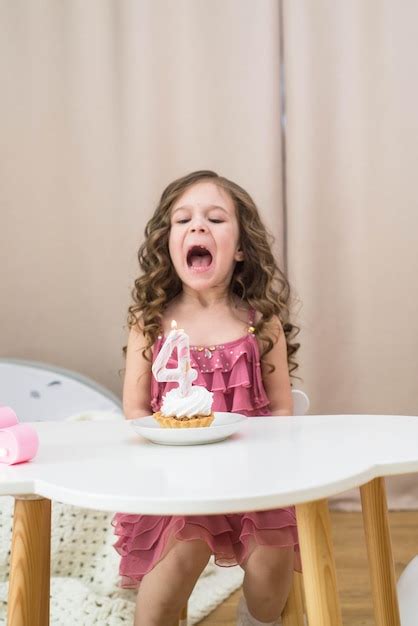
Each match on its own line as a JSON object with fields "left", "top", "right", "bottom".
{"left": 186, "top": 245, "right": 213, "bottom": 272}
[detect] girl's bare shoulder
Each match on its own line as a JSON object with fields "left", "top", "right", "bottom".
{"left": 235, "top": 304, "right": 281, "bottom": 332}
{"left": 256, "top": 313, "right": 284, "bottom": 345}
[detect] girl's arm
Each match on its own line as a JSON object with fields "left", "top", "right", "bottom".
{"left": 260, "top": 317, "right": 293, "bottom": 416}
{"left": 122, "top": 325, "right": 152, "bottom": 419}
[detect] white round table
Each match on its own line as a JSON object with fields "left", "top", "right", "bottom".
{"left": 2, "top": 413, "right": 417, "bottom": 626}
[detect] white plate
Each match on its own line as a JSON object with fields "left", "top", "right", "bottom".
{"left": 131, "top": 412, "right": 247, "bottom": 446}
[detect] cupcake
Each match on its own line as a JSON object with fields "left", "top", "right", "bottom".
{"left": 153, "top": 385, "right": 214, "bottom": 428}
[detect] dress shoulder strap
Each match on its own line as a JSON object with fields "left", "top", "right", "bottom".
{"left": 248, "top": 308, "right": 255, "bottom": 328}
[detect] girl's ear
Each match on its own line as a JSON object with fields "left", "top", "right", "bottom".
{"left": 235, "top": 249, "right": 244, "bottom": 261}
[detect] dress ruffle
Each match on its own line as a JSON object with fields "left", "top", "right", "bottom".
{"left": 150, "top": 334, "right": 271, "bottom": 416}
{"left": 113, "top": 510, "right": 301, "bottom": 588}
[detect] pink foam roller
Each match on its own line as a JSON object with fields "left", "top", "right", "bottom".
{"left": 0, "top": 406, "right": 19, "bottom": 429}
{"left": 0, "top": 424, "right": 39, "bottom": 465}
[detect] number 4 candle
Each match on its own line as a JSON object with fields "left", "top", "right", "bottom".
{"left": 152, "top": 320, "right": 197, "bottom": 397}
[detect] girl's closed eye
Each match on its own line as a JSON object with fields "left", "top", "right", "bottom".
{"left": 175, "top": 217, "right": 224, "bottom": 224}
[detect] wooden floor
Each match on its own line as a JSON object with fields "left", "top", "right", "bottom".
{"left": 198, "top": 510, "right": 418, "bottom": 625}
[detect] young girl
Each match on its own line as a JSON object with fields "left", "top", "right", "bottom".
{"left": 113, "top": 170, "right": 301, "bottom": 626}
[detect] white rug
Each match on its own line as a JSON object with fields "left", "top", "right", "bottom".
{"left": 0, "top": 496, "right": 243, "bottom": 625}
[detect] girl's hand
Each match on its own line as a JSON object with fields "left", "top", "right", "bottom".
{"left": 260, "top": 317, "right": 293, "bottom": 416}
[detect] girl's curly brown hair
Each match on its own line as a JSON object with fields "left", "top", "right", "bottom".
{"left": 126, "top": 170, "right": 300, "bottom": 376}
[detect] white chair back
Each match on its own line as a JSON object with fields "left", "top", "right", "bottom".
{"left": 291, "top": 389, "right": 310, "bottom": 416}
{"left": 0, "top": 359, "right": 122, "bottom": 422}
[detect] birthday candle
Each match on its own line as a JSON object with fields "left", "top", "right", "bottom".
{"left": 152, "top": 320, "right": 197, "bottom": 396}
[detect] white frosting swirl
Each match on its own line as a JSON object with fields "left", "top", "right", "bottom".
{"left": 161, "top": 385, "right": 213, "bottom": 418}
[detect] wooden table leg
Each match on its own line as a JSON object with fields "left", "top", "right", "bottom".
{"left": 7, "top": 497, "right": 51, "bottom": 626}
{"left": 282, "top": 571, "right": 305, "bottom": 626}
{"left": 295, "top": 498, "right": 343, "bottom": 626}
{"left": 360, "top": 478, "right": 401, "bottom": 626}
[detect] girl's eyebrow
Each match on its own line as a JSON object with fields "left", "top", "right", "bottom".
{"left": 172, "top": 205, "right": 228, "bottom": 214}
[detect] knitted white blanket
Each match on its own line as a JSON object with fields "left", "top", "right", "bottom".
{"left": 0, "top": 497, "right": 243, "bottom": 625}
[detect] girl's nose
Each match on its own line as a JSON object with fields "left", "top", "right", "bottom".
{"left": 190, "top": 220, "right": 207, "bottom": 233}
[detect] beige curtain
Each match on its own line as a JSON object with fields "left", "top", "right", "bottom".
{"left": 283, "top": 0, "right": 418, "bottom": 508}
{"left": 1, "top": 0, "right": 284, "bottom": 396}
{"left": 2, "top": 1, "right": 418, "bottom": 509}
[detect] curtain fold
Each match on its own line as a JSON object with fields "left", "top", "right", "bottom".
{"left": 1, "top": 0, "right": 285, "bottom": 394}
{"left": 283, "top": 0, "right": 418, "bottom": 508}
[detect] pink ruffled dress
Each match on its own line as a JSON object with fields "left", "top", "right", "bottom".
{"left": 113, "top": 314, "right": 301, "bottom": 588}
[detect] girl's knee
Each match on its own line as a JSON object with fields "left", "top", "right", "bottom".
{"left": 170, "top": 539, "right": 212, "bottom": 575}
{"left": 244, "top": 545, "right": 294, "bottom": 578}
